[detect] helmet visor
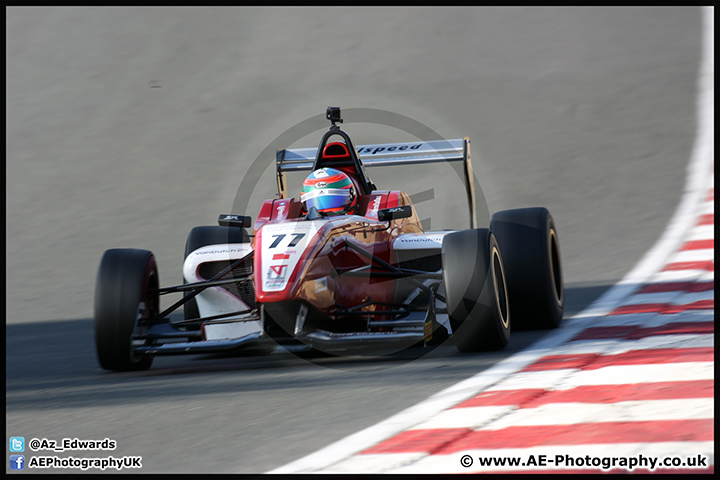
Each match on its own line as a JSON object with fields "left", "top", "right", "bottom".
{"left": 301, "top": 188, "right": 352, "bottom": 213}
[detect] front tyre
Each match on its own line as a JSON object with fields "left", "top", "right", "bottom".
{"left": 491, "top": 207, "right": 564, "bottom": 330}
{"left": 94, "top": 248, "right": 158, "bottom": 371}
{"left": 442, "top": 229, "right": 510, "bottom": 352}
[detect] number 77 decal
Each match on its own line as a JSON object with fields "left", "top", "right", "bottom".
{"left": 269, "top": 233, "right": 306, "bottom": 249}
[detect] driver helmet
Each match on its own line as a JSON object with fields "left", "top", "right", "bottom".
{"left": 301, "top": 168, "right": 358, "bottom": 216}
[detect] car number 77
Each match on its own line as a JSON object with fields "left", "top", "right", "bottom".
{"left": 269, "top": 233, "right": 306, "bottom": 249}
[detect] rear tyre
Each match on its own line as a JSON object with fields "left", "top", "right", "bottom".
{"left": 442, "top": 229, "right": 510, "bottom": 352}
{"left": 94, "top": 249, "right": 158, "bottom": 371}
{"left": 183, "top": 226, "right": 246, "bottom": 321}
{"left": 490, "top": 207, "right": 564, "bottom": 330}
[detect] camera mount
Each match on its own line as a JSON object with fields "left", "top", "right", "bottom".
{"left": 326, "top": 106, "right": 343, "bottom": 129}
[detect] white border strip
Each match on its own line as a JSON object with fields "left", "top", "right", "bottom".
{"left": 268, "top": 7, "right": 714, "bottom": 474}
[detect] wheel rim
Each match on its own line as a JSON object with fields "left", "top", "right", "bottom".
{"left": 130, "top": 268, "right": 158, "bottom": 362}
{"left": 491, "top": 246, "right": 510, "bottom": 329}
{"left": 549, "top": 229, "right": 563, "bottom": 305}
{"left": 130, "top": 301, "right": 148, "bottom": 348}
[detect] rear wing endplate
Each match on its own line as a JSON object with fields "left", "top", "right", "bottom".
{"left": 276, "top": 138, "right": 477, "bottom": 228}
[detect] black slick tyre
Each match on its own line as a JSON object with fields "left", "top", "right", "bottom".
{"left": 94, "top": 248, "right": 158, "bottom": 371}
{"left": 442, "top": 228, "right": 510, "bottom": 352}
{"left": 490, "top": 207, "right": 564, "bottom": 330}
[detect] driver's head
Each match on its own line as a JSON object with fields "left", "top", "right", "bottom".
{"left": 301, "top": 168, "right": 358, "bottom": 216}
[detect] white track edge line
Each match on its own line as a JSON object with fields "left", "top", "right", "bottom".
{"left": 267, "top": 7, "right": 714, "bottom": 474}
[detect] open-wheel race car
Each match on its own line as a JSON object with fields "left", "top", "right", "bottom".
{"left": 94, "top": 107, "right": 564, "bottom": 371}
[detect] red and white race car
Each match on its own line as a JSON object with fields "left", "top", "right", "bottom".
{"left": 94, "top": 107, "right": 564, "bottom": 371}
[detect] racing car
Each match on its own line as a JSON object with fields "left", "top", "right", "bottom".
{"left": 94, "top": 107, "right": 564, "bottom": 371}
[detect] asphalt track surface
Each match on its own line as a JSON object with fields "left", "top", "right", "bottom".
{"left": 6, "top": 7, "right": 703, "bottom": 474}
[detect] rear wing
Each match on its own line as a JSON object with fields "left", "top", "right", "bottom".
{"left": 276, "top": 138, "right": 478, "bottom": 228}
